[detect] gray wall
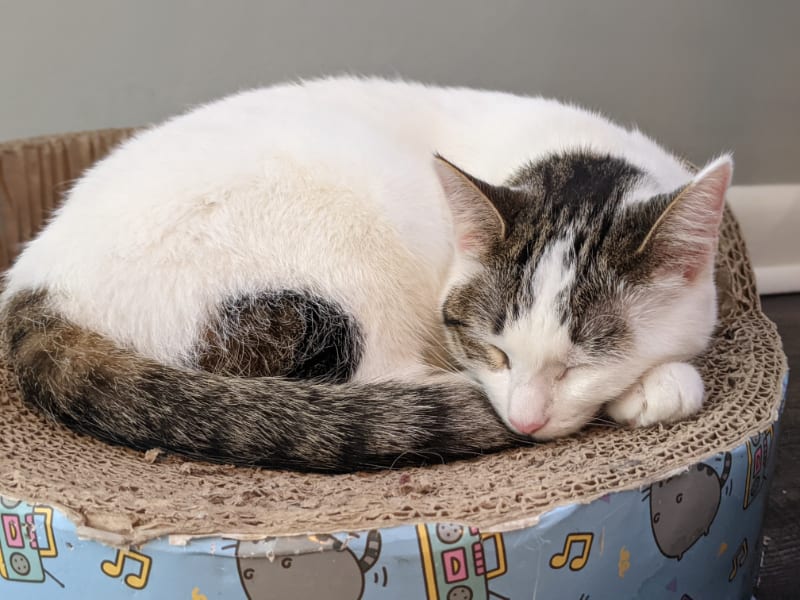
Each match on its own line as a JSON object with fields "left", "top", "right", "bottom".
{"left": 1, "top": 1, "right": 798, "bottom": 184}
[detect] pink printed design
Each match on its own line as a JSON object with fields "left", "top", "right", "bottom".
{"left": 2, "top": 515, "right": 23, "bottom": 548}
{"left": 441, "top": 548, "right": 469, "bottom": 583}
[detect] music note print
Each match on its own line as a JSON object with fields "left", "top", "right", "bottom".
{"left": 728, "top": 538, "right": 748, "bottom": 582}
{"left": 549, "top": 532, "right": 594, "bottom": 571}
{"left": 100, "top": 548, "right": 152, "bottom": 590}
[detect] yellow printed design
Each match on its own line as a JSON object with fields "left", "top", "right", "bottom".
{"left": 192, "top": 587, "right": 209, "bottom": 600}
{"left": 0, "top": 497, "right": 59, "bottom": 585}
{"left": 101, "top": 548, "right": 152, "bottom": 590}
{"left": 618, "top": 546, "right": 631, "bottom": 578}
{"left": 416, "top": 524, "right": 507, "bottom": 600}
{"left": 728, "top": 539, "right": 748, "bottom": 582}
{"left": 549, "top": 532, "right": 593, "bottom": 571}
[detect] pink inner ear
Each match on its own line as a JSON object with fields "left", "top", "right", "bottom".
{"left": 457, "top": 232, "right": 480, "bottom": 253}
{"left": 658, "top": 232, "right": 716, "bottom": 281}
{"left": 681, "top": 261, "right": 705, "bottom": 283}
{"left": 433, "top": 155, "right": 506, "bottom": 258}
{"left": 655, "top": 156, "right": 732, "bottom": 282}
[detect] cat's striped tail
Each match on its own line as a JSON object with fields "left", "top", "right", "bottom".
{"left": 1, "top": 290, "right": 524, "bottom": 472}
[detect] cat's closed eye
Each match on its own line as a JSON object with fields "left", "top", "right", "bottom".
{"left": 442, "top": 311, "right": 466, "bottom": 328}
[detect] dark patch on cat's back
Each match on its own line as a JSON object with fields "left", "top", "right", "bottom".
{"left": 198, "top": 290, "right": 363, "bottom": 382}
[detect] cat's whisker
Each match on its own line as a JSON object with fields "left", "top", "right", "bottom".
{"left": 422, "top": 334, "right": 464, "bottom": 373}
{"left": 588, "top": 416, "right": 621, "bottom": 428}
{"left": 592, "top": 421, "right": 619, "bottom": 428}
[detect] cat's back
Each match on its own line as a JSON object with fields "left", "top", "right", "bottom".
{"left": 69, "top": 78, "right": 441, "bottom": 203}
{"left": 2, "top": 77, "right": 692, "bottom": 364}
{"left": 4, "top": 79, "right": 447, "bottom": 285}
{"left": 17, "top": 76, "right": 688, "bottom": 216}
{"left": 71, "top": 76, "right": 685, "bottom": 193}
{"left": 2, "top": 78, "right": 462, "bottom": 361}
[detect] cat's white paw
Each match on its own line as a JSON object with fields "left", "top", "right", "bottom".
{"left": 608, "top": 362, "right": 705, "bottom": 427}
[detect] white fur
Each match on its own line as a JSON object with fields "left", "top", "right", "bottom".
{"left": 607, "top": 362, "right": 705, "bottom": 426}
{"left": 489, "top": 237, "right": 575, "bottom": 433}
{"left": 1, "top": 76, "right": 724, "bottom": 436}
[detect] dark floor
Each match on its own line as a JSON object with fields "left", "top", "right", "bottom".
{"left": 756, "top": 294, "right": 800, "bottom": 599}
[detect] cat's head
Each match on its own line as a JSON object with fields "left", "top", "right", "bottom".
{"left": 435, "top": 151, "right": 732, "bottom": 439}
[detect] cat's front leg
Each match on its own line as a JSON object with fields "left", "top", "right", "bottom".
{"left": 607, "top": 362, "right": 705, "bottom": 427}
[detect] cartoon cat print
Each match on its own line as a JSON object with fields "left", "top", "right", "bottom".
{"left": 236, "top": 530, "right": 381, "bottom": 600}
{"left": 647, "top": 452, "right": 732, "bottom": 559}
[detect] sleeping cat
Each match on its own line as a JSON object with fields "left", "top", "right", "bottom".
{"left": 0, "top": 77, "right": 731, "bottom": 472}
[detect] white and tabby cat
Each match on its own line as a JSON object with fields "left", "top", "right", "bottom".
{"left": 0, "top": 77, "right": 731, "bottom": 471}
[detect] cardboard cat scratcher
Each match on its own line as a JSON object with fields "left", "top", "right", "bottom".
{"left": 0, "top": 130, "right": 787, "bottom": 600}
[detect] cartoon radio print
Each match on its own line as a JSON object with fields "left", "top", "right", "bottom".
{"left": 0, "top": 497, "right": 58, "bottom": 584}
{"left": 743, "top": 427, "right": 774, "bottom": 510}
{"left": 416, "top": 523, "right": 508, "bottom": 600}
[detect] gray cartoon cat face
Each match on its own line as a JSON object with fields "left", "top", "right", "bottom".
{"left": 649, "top": 464, "right": 723, "bottom": 559}
{"left": 236, "top": 537, "right": 364, "bottom": 600}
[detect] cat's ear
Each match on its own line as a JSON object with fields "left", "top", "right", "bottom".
{"left": 638, "top": 155, "right": 733, "bottom": 281}
{"left": 433, "top": 155, "right": 507, "bottom": 256}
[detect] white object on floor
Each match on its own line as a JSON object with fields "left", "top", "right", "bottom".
{"left": 727, "top": 184, "right": 800, "bottom": 295}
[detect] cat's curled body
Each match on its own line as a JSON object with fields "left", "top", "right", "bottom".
{"left": 0, "top": 77, "right": 732, "bottom": 471}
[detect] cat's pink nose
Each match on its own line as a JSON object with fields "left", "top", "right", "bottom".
{"left": 510, "top": 417, "right": 549, "bottom": 435}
